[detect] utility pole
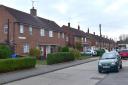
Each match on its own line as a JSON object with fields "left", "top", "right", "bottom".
{"left": 99, "top": 24, "right": 101, "bottom": 50}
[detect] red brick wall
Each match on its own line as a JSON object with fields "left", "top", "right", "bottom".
{"left": 0, "top": 6, "right": 66, "bottom": 55}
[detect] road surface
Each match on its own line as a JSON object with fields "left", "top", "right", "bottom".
{"left": 5, "top": 59, "right": 128, "bottom": 85}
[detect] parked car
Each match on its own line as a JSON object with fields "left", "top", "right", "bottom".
{"left": 98, "top": 52, "right": 122, "bottom": 73}
{"left": 118, "top": 49, "right": 128, "bottom": 59}
{"left": 85, "top": 50, "right": 97, "bottom": 56}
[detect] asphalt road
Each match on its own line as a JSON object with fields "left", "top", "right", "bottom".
{"left": 4, "top": 60, "right": 128, "bottom": 85}
{"left": 97, "top": 59, "right": 128, "bottom": 85}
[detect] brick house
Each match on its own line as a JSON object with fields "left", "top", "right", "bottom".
{"left": 62, "top": 23, "right": 87, "bottom": 51}
{"left": 0, "top": 5, "right": 66, "bottom": 58}
{"left": 85, "top": 31, "right": 116, "bottom": 51}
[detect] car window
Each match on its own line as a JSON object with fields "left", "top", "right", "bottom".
{"left": 101, "top": 53, "right": 116, "bottom": 59}
{"left": 120, "top": 50, "right": 128, "bottom": 52}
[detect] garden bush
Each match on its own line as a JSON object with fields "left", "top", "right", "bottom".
{"left": 59, "top": 46, "right": 69, "bottom": 52}
{"left": 47, "top": 52, "right": 75, "bottom": 65}
{"left": 29, "top": 48, "right": 41, "bottom": 59}
{"left": 96, "top": 49, "right": 105, "bottom": 56}
{"left": 0, "top": 44, "right": 13, "bottom": 59}
{"left": 0, "top": 57, "right": 36, "bottom": 73}
{"left": 70, "top": 48, "right": 81, "bottom": 59}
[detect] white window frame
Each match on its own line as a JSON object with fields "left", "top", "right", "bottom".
{"left": 20, "top": 25, "right": 24, "bottom": 33}
{"left": 49, "top": 31, "right": 53, "bottom": 37}
{"left": 29, "top": 26, "right": 32, "bottom": 35}
{"left": 58, "top": 32, "right": 60, "bottom": 38}
{"left": 66, "top": 36, "right": 69, "bottom": 42}
{"left": 3, "top": 24, "right": 8, "bottom": 34}
{"left": 85, "top": 38, "right": 87, "bottom": 42}
{"left": 40, "top": 29, "right": 45, "bottom": 36}
{"left": 23, "top": 43, "right": 29, "bottom": 53}
{"left": 62, "top": 33, "right": 64, "bottom": 38}
{"left": 81, "top": 37, "right": 84, "bottom": 42}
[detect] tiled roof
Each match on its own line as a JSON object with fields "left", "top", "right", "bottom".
{"left": 1, "top": 5, "right": 62, "bottom": 32}
{"left": 62, "top": 25, "right": 86, "bottom": 37}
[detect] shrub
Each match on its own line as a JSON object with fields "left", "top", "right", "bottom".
{"left": 47, "top": 52, "right": 75, "bottom": 65}
{"left": 70, "top": 48, "right": 81, "bottom": 60}
{"left": 0, "top": 44, "right": 13, "bottom": 59}
{"left": 0, "top": 57, "right": 36, "bottom": 73}
{"left": 96, "top": 49, "right": 105, "bottom": 56}
{"left": 75, "top": 42, "right": 83, "bottom": 51}
{"left": 59, "top": 46, "right": 69, "bottom": 52}
{"left": 29, "top": 48, "right": 41, "bottom": 59}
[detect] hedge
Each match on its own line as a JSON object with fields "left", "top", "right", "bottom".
{"left": 96, "top": 49, "right": 105, "bottom": 56}
{"left": 47, "top": 52, "right": 75, "bottom": 65}
{"left": 0, "top": 44, "right": 13, "bottom": 59}
{"left": 0, "top": 57, "right": 36, "bottom": 73}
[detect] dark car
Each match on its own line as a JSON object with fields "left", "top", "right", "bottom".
{"left": 98, "top": 52, "right": 122, "bottom": 73}
{"left": 119, "top": 49, "right": 128, "bottom": 59}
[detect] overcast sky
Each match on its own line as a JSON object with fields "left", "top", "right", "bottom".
{"left": 0, "top": 0, "right": 128, "bottom": 41}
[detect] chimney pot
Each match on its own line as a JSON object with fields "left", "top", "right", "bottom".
{"left": 78, "top": 25, "right": 80, "bottom": 30}
{"left": 68, "top": 22, "right": 70, "bottom": 28}
{"left": 30, "top": 7, "right": 37, "bottom": 16}
{"left": 93, "top": 32, "right": 95, "bottom": 35}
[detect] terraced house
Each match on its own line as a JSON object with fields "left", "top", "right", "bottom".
{"left": 85, "top": 31, "right": 116, "bottom": 51}
{"left": 0, "top": 5, "right": 65, "bottom": 58}
{"left": 62, "top": 23, "right": 87, "bottom": 51}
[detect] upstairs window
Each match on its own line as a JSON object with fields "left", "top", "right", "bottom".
{"left": 29, "top": 26, "right": 32, "bottom": 35}
{"left": 66, "top": 36, "right": 69, "bottom": 42}
{"left": 58, "top": 32, "right": 60, "bottom": 38}
{"left": 62, "top": 33, "right": 64, "bottom": 38}
{"left": 85, "top": 38, "right": 86, "bottom": 42}
{"left": 81, "top": 37, "right": 84, "bottom": 42}
{"left": 49, "top": 31, "right": 53, "bottom": 37}
{"left": 20, "top": 25, "right": 24, "bottom": 33}
{"left": 40, "top": 29, "right": 45, "bottom": 36}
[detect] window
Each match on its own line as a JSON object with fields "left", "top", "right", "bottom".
{"left": 40, "top": 29, "right": 45, "bottom": 36}
{"left": 85, "top": 38, "right": 86, "bottom": 42}
{"left": 81, "top": 38, "right": 84, "bottom": 42}
{"left": 20, "top": 25, "right": 24, "bottom": 33}
{"left": 29, "top": 26, "right": 32, "bottom": 35}
{"left": 49, "top": 31, "right": 53, "bottom": 37}
{"left": 3, "top": 24, "right": 8, "bottom": 34}
{"left": 62, "top": 33, "right": 64, "bottom": 38}
{"left": 66, "top": 36, "right": 69, "bottom": 41}
{"left": 23, "top": 43, "right": 29, "bottom": 53}
{"left": 58, "top": 32, "right": 60, "bottom": 38}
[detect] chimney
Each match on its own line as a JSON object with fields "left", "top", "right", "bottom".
{"left": 78, "top": 25, "right": 80, "bottom": 30}
{"left": 87, "top": 28, "right": 89, "bottom": 33}
{"left": 30, "top": 7, "right": 37, "bottom": 16}
{"left": 68, "top": 22, "right": 70, "bottom": 28}
{"left": 93, "top": 32, "right": 95, "bottom": 35}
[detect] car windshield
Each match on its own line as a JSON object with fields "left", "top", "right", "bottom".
{"left": 101, "top": 53, "right": 116, "bottom": 59}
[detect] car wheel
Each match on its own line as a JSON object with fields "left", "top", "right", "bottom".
{"left": 115, "top": 66, "right": 119, "bottom": 72}
{"left": 98, "top": 69, "right": 102, "bottom": 73}
{"left": 120, "top": 64, "right": 122, "bottom": 69}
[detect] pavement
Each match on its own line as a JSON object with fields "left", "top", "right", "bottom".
{"left": 0, "top": 57, "right": 99, "bottom": 85}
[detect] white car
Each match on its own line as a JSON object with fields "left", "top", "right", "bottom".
{"left": 85, "top": 50, "right": 97, "bottom": 56}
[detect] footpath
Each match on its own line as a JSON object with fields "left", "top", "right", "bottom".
{"left": 0, "top": 57, "right": 99, "bottom": 85}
